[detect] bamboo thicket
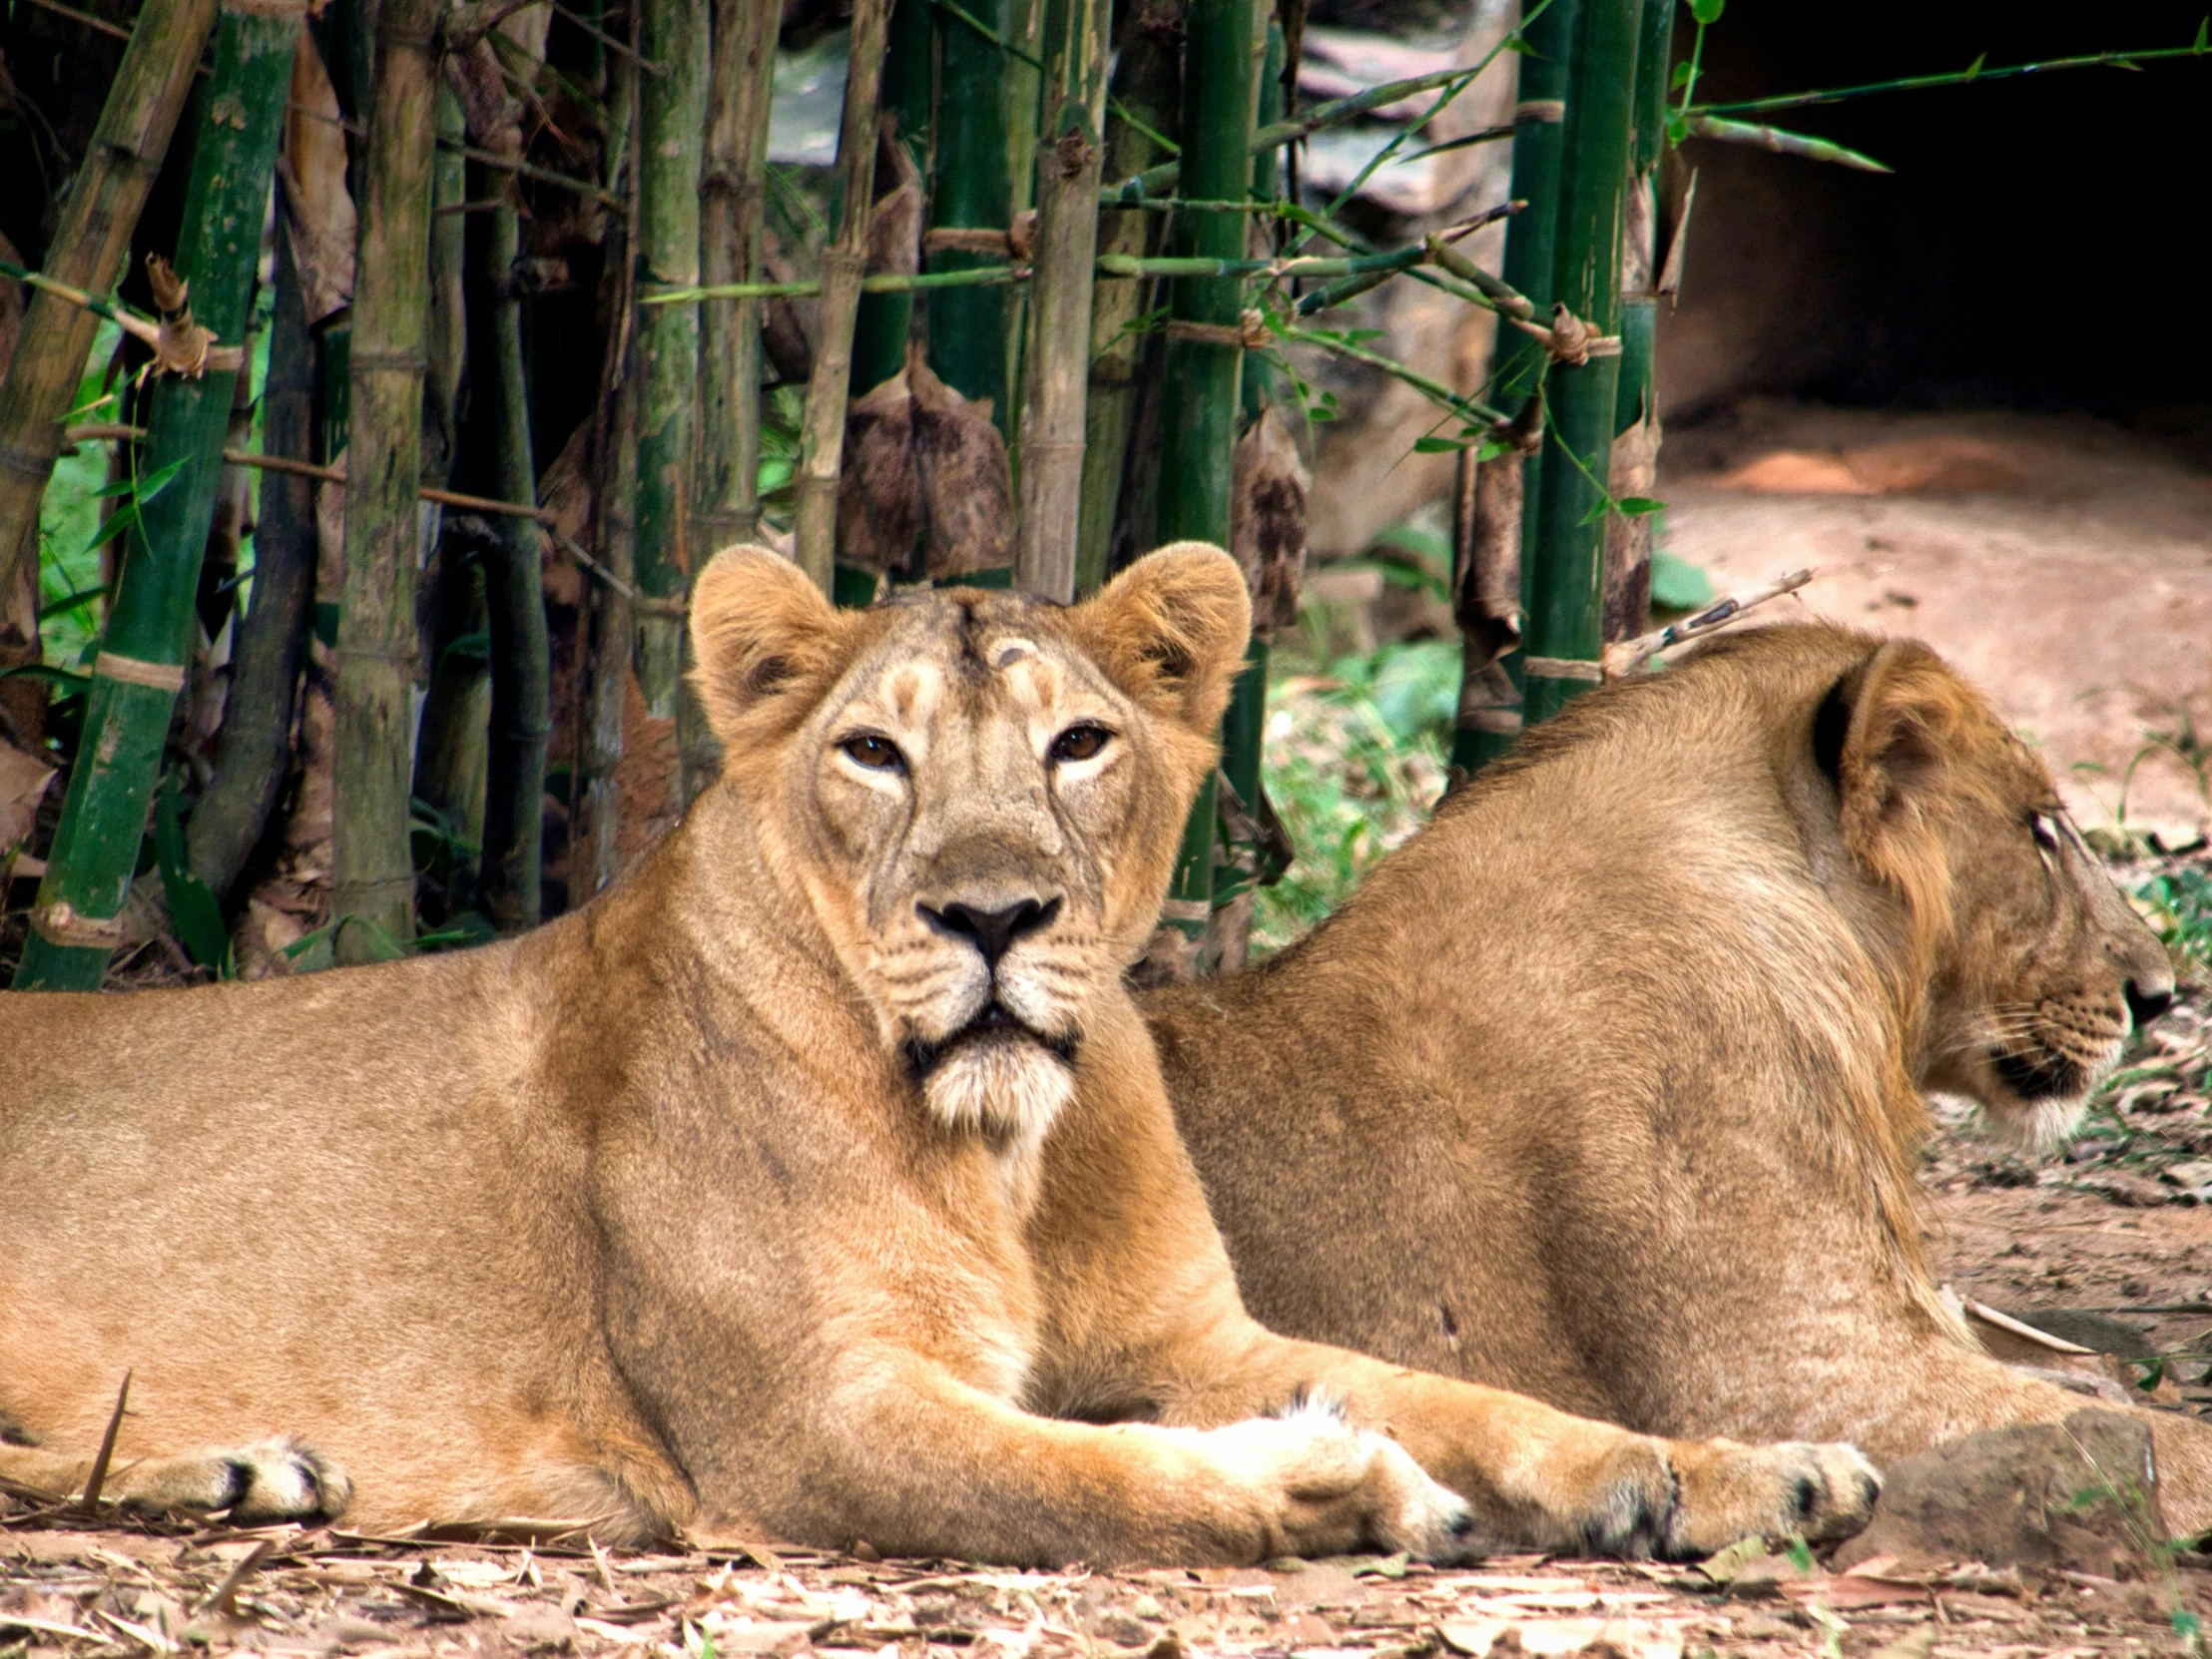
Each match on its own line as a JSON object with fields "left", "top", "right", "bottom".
{"left": 329, "top": 0, "right": 446, "bottom": 963}
{"left": 926, "top": 0, "right": 1012, "bottom": 431}
{"left": 14, "top": 0, "right": 301, "bottom": 991}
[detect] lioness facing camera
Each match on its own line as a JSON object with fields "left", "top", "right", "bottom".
{"left": 1153, "top": 623, "right": 2212, "bottom": 1533}
{"left": 0, "top": 547, "right": 1877, "bottom": 1564}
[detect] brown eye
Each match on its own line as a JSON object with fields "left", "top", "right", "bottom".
{"left": 1050, "top": 724, "right": 1111, "bottom": 765}
{"left": 840, "top": 733, "right": 905, "bottom": 773}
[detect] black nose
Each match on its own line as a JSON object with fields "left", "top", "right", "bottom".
{"left": 2125, "top": 978, "right": 2174, "bottom": 1030}
{"left": 920, "top": 896, "right": 1061, "bottom": 968}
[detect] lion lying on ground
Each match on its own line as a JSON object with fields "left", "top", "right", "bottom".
{"left": 1150, "top": 623, "right": 2212, "bottom": 1534}
{"left": 0, "top": 547, "right": 1877, "bottom": 1563}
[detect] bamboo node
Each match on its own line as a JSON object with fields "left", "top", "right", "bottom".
{"left": 31, "top": 900, "right": 125, "bottom": 949}
{"left": 1523, "top": 655, "right": 1604, "bottom": 683}
{"left": 1514, "top": 99, "right": 1566, "bottom": 123}
{"left": 1512, "top": 304, "right": 1622, "bottom": 366}
{"left": 145, "top": 255, "right": 227, "bottom": 377}
{"left": 92, "top": 651, "right": 188, "bottom": 693}
{"left": 1165, "top": 309, "right": 1271, "bottom": 350}
{"left": 923, "top": 227, "right": 1014, "bottom": 258}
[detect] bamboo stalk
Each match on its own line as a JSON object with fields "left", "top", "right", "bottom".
{"left": 411, "top": 86, "right": 490, "bottom": 901}
{"left": 477, "top": 154, "right": 549, "bottom": 932}
{"left": 1151, "top": 0, "right": 1258, "bottom": 976}
{"left": 0, "top": 0, "right": 219, "bottom": 673}
{"left": 851, "top": 0, "right": 932, "bottom": 396}
{"left": 329, "top": 0, "right": 446, "bottom": 965}
{"left": 187, "top": 227, "right": 317, "bottom": 906}
{"left": 1520, "top": 0, "right": 1642, "bottom": 729}
{"left": 793, "top": 0, "right": 895, "bottom": 593}
{"left": 698, "top": 0, "right": 780, "bottom": 552}
{"left": 1450, "top": 0, "right": 1582, "bottom": 775}
{"left": 573, "top": 26, "right": 642, "bottom": 901}
{"left": 630, "top": 0, "right": 707, "bottom": 717}
{"left": 1014, "top": 0, "right": 1113, "bottom": 601}
{"left": 1073, "top": 0, "right": 1181, "bottom": 599}
{"left": 13, "top": 0, "right": 301, "bottom": 991}
{"left": 1601, "top": 0, "right": 1675, "bottom": 649}
{"left": 927, "top": 0, "right": 1012, "bottom": 438}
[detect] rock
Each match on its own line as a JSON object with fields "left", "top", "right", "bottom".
{"left": 1832, "top": 1408, "right": 2167, "bottom": 1579}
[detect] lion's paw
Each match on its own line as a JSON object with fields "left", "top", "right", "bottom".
{"left": 117, "top": 1437, "right": 351, "bottom": 1524}
{"left": 1203, "top": 1394, "right": 1477, "bottom": 1563}
{"left": 1661, "top": 1437, "right": 1881, "bottom": 1556}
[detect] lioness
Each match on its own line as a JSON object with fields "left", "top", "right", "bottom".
{"left": 0, "top": 547, "right": 1876, "bottom": 1564}
{"left": 1151, "top": 623, "right": 2212, "bottom": 1531}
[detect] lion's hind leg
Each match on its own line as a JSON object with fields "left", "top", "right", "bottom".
{"left": 0, "top": 1435, "right": 350, "bottom": 1523}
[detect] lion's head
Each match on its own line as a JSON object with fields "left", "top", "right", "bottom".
{"left": 686, "top": 543, "right": 1250, "bottom": 1159}
{"left": 1810, "top": 635, "right": 2176, "bottom": 1148}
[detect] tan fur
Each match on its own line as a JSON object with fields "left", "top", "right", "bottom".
{"left": 2, "top": 556, "right": 1878, "bottom": 1563}
{"left": 1150, "top": 623, "right": 2212, "bottom": 1532}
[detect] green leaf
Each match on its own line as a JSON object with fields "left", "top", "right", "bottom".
{"left": 1650, "top": 549, "right": 1714, "bottom": 610}
{"left": 38, "top": 584, "right": 108, "bottom": 621}
{"left": 1962, "top": 50, "right": 1986, "bottom": 81}
{"left": 92, "top": 476, "right": 141, "bottom": 499}
{"left": 2195, "top": 16, "right": 2207, "bottom": 54}
{"left": 1474, "top": 435, "right": 1514, "bottom": 463}
{"left": 1784, "top": 1535, "right": 1815, "bottom": 1575}
{"left": 1689, "top": 0, "right": 1724, "bottom": 24}
{"left": 135, "top": 456, "right": 188, "bottom": 502}
{"left": 1617, "top": 495, "right": 1666, "bottom": 516}
{"left": 75, "top": 502, "right": 139, "bottom": 562}
{"left": 1671, "top": 61, "right": 1694, "bottom": 88}
{"left": 1411, "top": 432, "right": 1479, "bottom": 453}
{"left": 153, "top": 772, "right": 232, "bottom": 976}
{"left": 1666, "top": 114, "right": 1690, "bottom": 147}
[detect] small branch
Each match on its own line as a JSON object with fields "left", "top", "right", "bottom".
{"left": 201, "top": 1537, "right": 276, "bottom": 1619}
{"left": 1691, "top": 38, "right": 2212, "bottom": 121}
{"left": 1276, "top": 323, "right": 1507, "bottom": 427}
{"left": 76, "top": 1372, "right": 131, "bottom": 1512}
{"left": 547, "top": 0, "right": 664, "bottom": 72}
{"left": 16, "top": 0, "right": 130, "bottom": 42}
{"left": 645, "top": 264, "right": 1030, "bottom": 303}
{"left": 1601, "top": 568, "right": 1816, "bottom": 679}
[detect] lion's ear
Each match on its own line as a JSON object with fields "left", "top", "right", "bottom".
{"left": 1069, "top": 541, "right": 1253, "bottom": 735}
{"left": 688, "top": 546, "right": 857, "bottom": 745}
{"left": 1828, "top": 638, "right": 1972, "bottom": 866}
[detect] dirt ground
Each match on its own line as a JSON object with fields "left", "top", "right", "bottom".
{"left": 1662, "top": 402, "right": 2212, "bottom": 845}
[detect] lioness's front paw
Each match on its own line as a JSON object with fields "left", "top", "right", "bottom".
{"left": 117, "top": 1437, "right": 351, "bottom": 1524}
{"left": 1205, "top": 1395, "right": 1477, "bottom": 1563}
{"left": 1662, "top": 1438, "right": 1881, "bottom": 1556}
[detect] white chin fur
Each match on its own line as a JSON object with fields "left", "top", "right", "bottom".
{"left": 1987, "top": 1091, "right": 2092, "bottom": 1156}
{"left": 922, "top": 1034, "right": 1076, "bottom": 1155}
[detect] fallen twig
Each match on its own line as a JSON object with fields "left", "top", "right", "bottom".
{"left": 77, "top": 1372, "right": 132, "bottom": 1513}
{"left": 1601, "top": 568, "right": 1816, "bottom": 679}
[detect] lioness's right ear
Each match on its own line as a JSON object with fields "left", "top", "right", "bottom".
{"left": 1823, "top": 637, "right": 1978, "bottom": 885}
{"left": 1067, "top": 542, "right": 1253, "bottom": 736}
{"left": 689, "top": 546, "right": 857, "bottom": 744}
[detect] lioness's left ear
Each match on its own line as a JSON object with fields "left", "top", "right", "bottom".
{"left": 1824, "top": 638, "right": 1976, "bottom": 866}
{"left": 1066, "top": 541, "right": 1252, "bottom": 735}
{"left": 689, "top": 545, "right": 861, "bottom": 746}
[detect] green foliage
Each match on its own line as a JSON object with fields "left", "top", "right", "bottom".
{"left": 1649, "top": 547, "right": 1713, "bottom": 611}
{"left": 153, "top": 771, "right": 233, "bottom": 976}
{"left": 1252, "top": 640, "right": 1455, "bottom": 955}
{"left": 2132, "top": 863, "right": 2212, "bottom": 979}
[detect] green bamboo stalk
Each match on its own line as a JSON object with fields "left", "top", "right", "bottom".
{"left": 1450, "top": 0, "right": 1581, "bottom": 775}
{"left": 187, "top": 220, "right": 316, "bottom": 906}
{"left": 631, "top": 0, "right": 708, "bottom": 717}
{"left": 1014, "top": 0, "right": 1113, "bottom": 602}
{"left": 477, "top": 159, "right": 548, "bottom": 932}
{"left": 793, "top": 0, "right": 894, "bottom": 593}
{"left": 1074, "top": 0, "right": 1181, "bottom": 599}
{"left": 1520, "top": 0, "right": 1641, "bottom": 729}
{"left": 850, "top": 0, "right": 932, "bottom": 396}
{"left": 1601, "top": 0, "right": 1674, "bottom": 648}
{"left": 1152, "top": 0, "right": 1257, "bottom": 972}
{"left": 698, "top": 0, "right": 780, "bottom": 553}
{"left": 1002, "top": 0, "right": 1045, "bottom": 416}
{"left": 0, "top": 0, "right": 218, "bottom": 625}
{"left": 928, "top": 0, "right": 1012, "bottom": 435}
{"left": 1691, "top": 37, "right": 2212, "bottom": 120}
{"left": 13, "top": 0, "right": 300, "bottom": 992}
{"left": 329, "top": 0, "right": 445, "bottom": 965}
